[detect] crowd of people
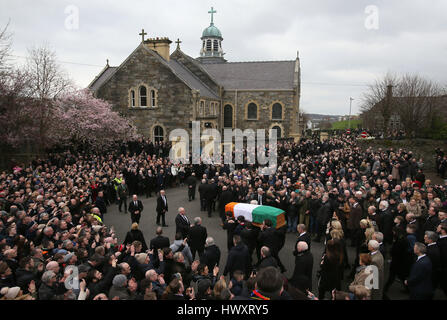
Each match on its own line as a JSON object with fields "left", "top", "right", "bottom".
{"left": 0, "top": 134, "right": 446, "bottom": 300}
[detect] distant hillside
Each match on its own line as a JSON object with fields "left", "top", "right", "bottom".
{"left": 331, "top": 119, "right": 362, "bottom": 129}
{"left": 306, "top": 114, "right": 342, "bottom": 121}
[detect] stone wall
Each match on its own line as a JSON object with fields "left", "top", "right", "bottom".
{"left": 96, "top": 46, "right": 194, "bottom": 140}
{"left": 221, "top": 90, "right": 296, "bottom": 137}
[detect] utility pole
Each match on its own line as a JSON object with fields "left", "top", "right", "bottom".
{"left": 348, "top": 97, "right": 354, "bottom": 129}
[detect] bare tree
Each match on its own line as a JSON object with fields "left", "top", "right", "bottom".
{"left": 25, "top": 45, "right": 73, "bottom": 151}
{"left": 25, "top": 44, "right": 73, "bottom": 100}
{"left": 0, "top": 21, "right": 12, "bottom": 73}
{"left": 394, "top": 74, "right": 444, "bottom": 137}
{"left": 360, "top": 72, "right": 399, "bottom": 133}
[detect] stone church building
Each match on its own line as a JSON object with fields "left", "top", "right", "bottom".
{"left": 88, "top": 8, "right": 301, "bottom": 143}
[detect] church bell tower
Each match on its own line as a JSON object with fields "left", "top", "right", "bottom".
{"left": 197, "top": 7, "right": 226, "bottom": 64}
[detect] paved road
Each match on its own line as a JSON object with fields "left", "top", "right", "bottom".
{"left": 103, "top": 185, "right": 444, "bottom": 300}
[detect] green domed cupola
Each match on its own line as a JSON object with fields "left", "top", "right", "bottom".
{"left": 202, "top": 25, "right": 222, "bottom": 38}
{"left": 198, "top": 7, "right": 226, "bottom": 64}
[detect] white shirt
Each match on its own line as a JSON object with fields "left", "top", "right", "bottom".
{"left": 299, "top": 232, "right": 307, "bottom": 237}
{"left": 428, "top": 242, "right": 437, "bottom": 246}
{"left": 417, "top": 254, "right": 427, "bottom": 262}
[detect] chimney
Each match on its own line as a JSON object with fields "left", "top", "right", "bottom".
{"left": 386, "top": 84, "right": 393, "bottom": 99}
{"left": 144, "top": 37, "right": 172, "bottom": 61}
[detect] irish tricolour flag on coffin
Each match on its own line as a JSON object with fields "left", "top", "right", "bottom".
{"left": 225, "top": 202, "right": 286, "bottom": 229}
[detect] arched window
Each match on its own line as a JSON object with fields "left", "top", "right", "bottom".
{"left": 206, "top": 40, "right": 212, "bottom": 51}
{"left": 272, "top": 103, "right": 282, "bottom": 120}
{"left": 205, "top": 102, "right": 210, "bottom": 116}
{"left": 130, "top": 90, "right": 135, "bottom": 107}
{"left": 150, "top": 89, "right": 156, "bottom": 107}
{"left": 213, "top": 40, "right": 218, "bottom": 52}
{"left": 154, "top": 126, "right": 164, "bottom": 142}
{"left": 224, "top": 104, "right": 233, "bottom": 128}
{"left": 200, "top": 100, "right": 205, "bottom": 115}
{"left": 247, "top": 102, "right": 258, "bottom": 120}
{"left": 271, "top": 126, "right": 282, "bottom": 138}
{"left": 139, "top": 86, "right": 147, "bottom": 107}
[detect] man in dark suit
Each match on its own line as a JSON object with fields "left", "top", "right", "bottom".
{"left": 117, "top": 180, "right": 129, "bottom": 213}
{"left": 204, "top": 180, "right": 217, "bottom": 218}
{"left": 198, "top": 179, "right": 207, "bottom": 211}
{"left": 255, "top": 246, "right": 278, "bottom": 271}
{"left": 251, "top": 188, "right": 266, "bottom": 206}
{"left": 405, "top": 242, "right": 433, "bottom": 300}
{"left": 223, "top": 235, "right": 252, "bottom": 279}
{"left": 150, "top": 227, "right": 170, "bottom": 251}
{"left": 290, "top": 241, "right": 313, "bottom": 291}
{"left": 424, "top": 231, "right": 441, "bottom": 288}
{"left": 156, "top": 190, "right": 168, "bottom": 227}
{"left": 186, "top": 173, "right": 197, "bottom": 201}
{"left": 128, "top": 194, "right": 144, "bottom": 224}
{"left": 219, "top": 186, "right": 234, "bottom": 223}
{"left": 436, "top": 222, "right": 447, "bottom": 295}
{"left": 95, "top": 191, "right": 107, "bottom": 217}
{"left": 200, "top": 237, "right": 221, "bottom": 271}
{"left": 188, "top": 217, "right": 207, "bottom": 259}
{"left": 175, "top": 207, "right": 191, "bottom": 239}
{"left": 423, "top": 207, "right": 440, "bottom": 233}
{"left": 294, "top": 224, "right": 311, "bottom": 253}
{"left": 258, "top": 219, "right": 286, "bottom": 272}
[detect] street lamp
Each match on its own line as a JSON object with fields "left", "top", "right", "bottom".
{"left": 348, "top": 97, "right": 354, "bottom": 129}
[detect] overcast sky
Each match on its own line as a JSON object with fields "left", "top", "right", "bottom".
{"left": 2, "top": 0, "right": 446, "bottom": 115}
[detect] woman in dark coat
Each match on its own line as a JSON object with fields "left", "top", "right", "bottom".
{"left": 318, "top": 239, "right": 343, "bottom": 299}
{"left": 123, "top": 223, "right": 148, "bottom": 252}
{"left": 383, "top": 227, "right": 412, "bottom": 296}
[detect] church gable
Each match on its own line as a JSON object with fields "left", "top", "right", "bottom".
{"left": 170, "top": 49, "right": 221, "bottom": 94}
{"left": 94, "top": 44, "right": 197, "bottom": 138}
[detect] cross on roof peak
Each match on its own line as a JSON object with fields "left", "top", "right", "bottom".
{"left": 208, "top": 7, "right": 216, "bottom": 25}
{"left": 175, "top": 38, "right": 182, "bottom": 49}
{"left": 139, "top": 28, "right": 147, "bottom": 42}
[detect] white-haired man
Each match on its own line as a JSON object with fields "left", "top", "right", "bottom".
{"left": 188, "top": 217, "right": 208, "bottom": 259}
{"left": 200, "top": 237, "right": 221, "bottom": 272}
{"left": 368, "top": 240, "right": 384, "bottom": 300}
{"left": 290, "top": 241, "right": 313, "bottom": 291}
{"left": 175, "top": 207, "right": 190, "bottom": 239}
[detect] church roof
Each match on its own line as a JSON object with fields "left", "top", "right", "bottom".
{"left": 88, "top": 66, "right": 117, "bottom": 92}
{"left": 88, "top": 44, "right": 220, "bottom": 100}
{"left": 201, "top": 60, "right": 296, "bottom": 90}
{"left": 168, "top": 59, "right": 219, "bottom": 99}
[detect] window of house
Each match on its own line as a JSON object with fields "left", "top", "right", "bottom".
{"left": 200, "top": 100, "right": 205, "bottom": 115}
{"left": 247, "top": 102, "right": 258, "bottom": 120}
{"left": 150, "top": 89, "right": 156, "bottom": 107}
{"left": 272, "top": 103, "right": 282, "bottom": 120}
{"left": 271, "top": 126, "right": 282, "bottom": 138}
{"left": 139, "top": 86, "right": 147, "bottom": 107}
{"left": 213, "top": 40, "right": 218, "bottom": 52}
{"left": 224, "top": 104, "right": 233, "bottom": 128}
{"left": 154, "top": 126, "right": 164, "bottom": 142}
{"left": 206, "top": 40, "right": 212, "bottom": 51}
{"left": 130, "top": 90, "right": 135, "bottom": 107}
